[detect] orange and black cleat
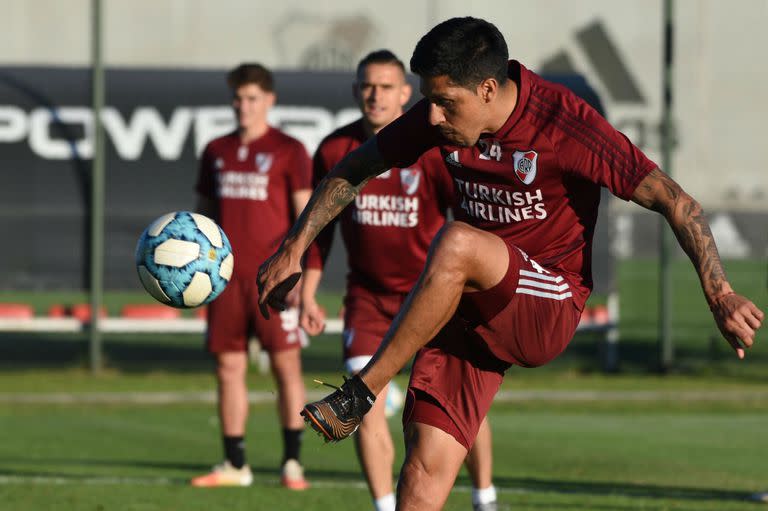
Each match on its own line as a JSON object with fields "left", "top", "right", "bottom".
{"left": 301, "top": 375, "right": 376, "bottom": 442}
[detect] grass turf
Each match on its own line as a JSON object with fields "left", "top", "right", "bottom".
{"left": 0, "top": 400, "right": 766, "bottom": 511}
{"left": 0, "top": 258, "right": 766, "bottom": 509}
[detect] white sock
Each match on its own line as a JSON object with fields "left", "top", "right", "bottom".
{"left": 374, "top": 493, "right": 396, "bottom": 511}
{"left": 472, "top": 485, "right": 497, "bottom": 506}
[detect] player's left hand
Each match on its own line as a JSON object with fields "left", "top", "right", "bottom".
{"left": 257, "top": 247, "right": 303, "bottom": 319}
{"left": 710, "top": 292, "right": 764, "bottom": 359}
{"left": 300, "top": 298, "right": 326, "bottom": 336}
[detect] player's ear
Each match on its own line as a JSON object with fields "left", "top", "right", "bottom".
{"left": 478, "top": 78, "right": 497, "bottom": 104}
{"left": 400, "top": 82, "right": 412, "bottom": 106}
{"left": 266, "top": 91, "right": 276, "bottom": 108}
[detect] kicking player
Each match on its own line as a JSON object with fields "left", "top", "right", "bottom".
{"left": 300, "top": 50, "right": 497, "bottom": 511}
{"left": 192, "top": 63, "right": 312, "bottom": 489}
{"left": 258, "top": 17, "right": 764, "bottom": 510}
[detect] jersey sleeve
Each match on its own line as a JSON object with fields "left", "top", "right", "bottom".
{"left": 554, "top": 96, "right": 657, "bottom": 200}
{"left": 195, "top": 143, "right": 217, "bottom": 199}
{"left": 376, "top": 98, "right": 442, "bottom": 168}
{"left": 304, "top": 140, "right": 337, "bottom": 271}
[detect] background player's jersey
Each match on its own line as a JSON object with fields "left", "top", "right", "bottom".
{"left": 196, "top": 128, "right": 312, "bottom": 279}
{"left": 377, "top": 61, "right": 656, "bottom": 309}
{"left": 305, "top": 119, "right": 454, "bottom": 294}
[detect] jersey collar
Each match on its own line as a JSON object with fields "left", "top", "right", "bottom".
{"left": 492, "top": 60, "right": 530, "bottom": 140}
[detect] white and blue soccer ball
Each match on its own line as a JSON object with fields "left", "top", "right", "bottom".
{"left": 135, "top": 211, "right": 234, "bottom": 308}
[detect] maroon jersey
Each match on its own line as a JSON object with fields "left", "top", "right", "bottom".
{"left": 377, "top": 61, "right": 656, "bottom": 309}
{"left": 305, "top": 119, "right": 454, "bottom": 294}
{"left": 196, "top": 128, "right": 312, "bottom": 279}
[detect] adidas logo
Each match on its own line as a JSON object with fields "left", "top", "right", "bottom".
{"left": 540, "top": 19, "right": 645, "bottom": 106}
{"left": 445, "top": 150, "right": 461, "bottom": 167}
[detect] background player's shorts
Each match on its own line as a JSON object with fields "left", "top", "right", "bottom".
{"left": 206, "top": 276, "right": 303, "bottom": 354}
{"left": 404, "top": 241, "right": 581, "bottom": 450}
{"left": 342, "top": 288, "right": 407, "bottom": 373}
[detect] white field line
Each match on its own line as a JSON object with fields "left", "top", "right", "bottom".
{"left": 0, "top": 389, "right": 767, "bottom": 405}
{"left": 0, "top": 474, "right": 529, "bottom": 495}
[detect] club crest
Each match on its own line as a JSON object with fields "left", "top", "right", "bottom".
{"left": 400, "top": 168, "right": 421, "bottom": 195}
{"left": 255, "top": 153, "right": 273, "bottom": 173}
{"left": 512, "top": 150, "right": 538, "bottom": 185}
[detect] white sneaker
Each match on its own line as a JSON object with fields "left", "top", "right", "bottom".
{"left": 190, "top": 460, "right": 253, "bottom": 487}
{"left": 281, "top": 458, "right": 309, "bottom": 490}
{"left": 751, "top": 492, "right": 768, "bottom": 503}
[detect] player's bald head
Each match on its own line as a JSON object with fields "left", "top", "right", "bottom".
{"left": 410, "top": 17, "right": 508, "bottom": 90}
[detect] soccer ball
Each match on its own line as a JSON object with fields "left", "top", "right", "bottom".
{"left": 135, "top": 211, "right": 234, "bottom": 308}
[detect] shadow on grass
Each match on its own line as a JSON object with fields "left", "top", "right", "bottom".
{"left": 0, "top": 459, "right": 363, "bottom": 485}
{"left": 454, "top": 474, "right": 753, "bottom": 506}
{"left": 0, "top": 462, "right": 755, "bottom": 509}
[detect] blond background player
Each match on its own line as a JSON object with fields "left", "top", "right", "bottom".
{"left": 193, "top": 63, "right": 312, "bottom": 489}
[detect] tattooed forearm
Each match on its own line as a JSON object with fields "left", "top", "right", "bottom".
{"left": 283, "top": 138, "right": 386, "bottom": 251}
{"left": 671, "top": 196, "right": 728, "bottom": 297}
{"left": 288, "top": 175, "right": 371, "bottom": 244}
{"left": 632, "top": 168, "right": 730, "bottom": 300}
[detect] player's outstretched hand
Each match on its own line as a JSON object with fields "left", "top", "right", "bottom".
{"left": 257, "top": 248, "right": 303, "bottom": 319}
{"left": 710, "top": 292, "right": 764, "bottom": 359}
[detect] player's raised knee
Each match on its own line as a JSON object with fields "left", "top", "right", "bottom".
{"left": 431, "top": 221, "right": 484, "bottom": 268}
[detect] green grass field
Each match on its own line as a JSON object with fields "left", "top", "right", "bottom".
{"left": 1, "top": 400, "right": 766, "bottom": 510}
{"left": 0, "top": 258, "right": 766, "bottom": 510}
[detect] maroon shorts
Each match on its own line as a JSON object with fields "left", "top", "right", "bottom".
{"left": 404, "top": 242, "right": 581, "bottom": 450}
{"left": 206, "top": 275, "right": 303, "bottom": 354}
{"left": 342, "top": 288, "right": 407, "bottom": 373}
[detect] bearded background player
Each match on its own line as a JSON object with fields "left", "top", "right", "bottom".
{"left": 192, "top": 63, "right": 312, "bottom": 489}
{"left": 257, "top": 17, "right": 764, "bottom": 511}
{"left": 300, "top": 50, "right": 498, "bottom": 511}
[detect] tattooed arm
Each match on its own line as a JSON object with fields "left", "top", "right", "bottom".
{"left": 632, "top": 168, "right": 764, "bottom": 358}
{"left": 283, "top": 139, "right": 386, "bottom": 252}
{"left": 256, "top": 138, "right": 389, "bottom": 316}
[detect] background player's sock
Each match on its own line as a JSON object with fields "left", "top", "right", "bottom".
{"left": 223, "top": 435, "right": 246, "bottom": 469}
{"left": 282, "top": 428, "right": 303, "bottom": 463}
{"left": 472, "top": 485, "right": 497, "bottom": 506}
{"left": 374, "top": 493, "right": 396, "bottom": 511}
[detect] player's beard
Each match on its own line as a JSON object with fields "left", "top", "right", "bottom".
{"left": 441, "top": 128, "right": 472, "bottom": 147}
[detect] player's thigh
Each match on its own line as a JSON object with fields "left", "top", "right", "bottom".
{"left": 206, "top": 277, "right": 249, "bottom": 353}
{"left": 458, "top": 242, "right": 581, "bottom": 367}
{"left": 429, "top": 221, "right": 510, "bottom": 293}
{"left": 399, "top": 421, "right": 467, "bottom": 505}
{"left": 403, "top": 421, "right": 468, "bottom": 470}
